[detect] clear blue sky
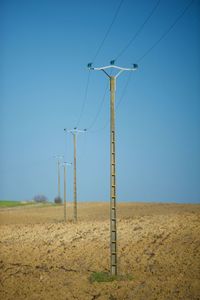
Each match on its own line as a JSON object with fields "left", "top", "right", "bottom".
{"left": 0, "top": 0, "right": 200, "bottom": 203}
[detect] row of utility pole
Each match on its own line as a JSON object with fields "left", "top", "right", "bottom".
{"left": 54, "top": 62, "right": 138, "bottom": 277}
{"left": 54, "top": 128, "right": 86, "bottom": 223}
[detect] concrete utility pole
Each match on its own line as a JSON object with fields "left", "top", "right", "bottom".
{"left": 64, "top": 128, "right": 86, "bottom": 222}
{"left": 61, "top": 162, "right": 72, "bottom": 222}
{"left": 54, "top": 155, "right": 64, "bottom": 199}
{"left": 88, "top": 61, "right": 138, "bottom": 276}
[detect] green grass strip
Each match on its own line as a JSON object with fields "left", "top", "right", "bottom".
{"left": 0, "top": 201, "right": 35, "bottom": 207}
{"left": 89, "top": 272, "right": 133, "bottom": 283}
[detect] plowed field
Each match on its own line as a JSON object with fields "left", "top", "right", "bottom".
{"left": 0, "top": 202, "right": 199, "bottom": 300}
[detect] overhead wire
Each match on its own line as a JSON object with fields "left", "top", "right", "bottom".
{"left": 114, "top": 0, "right": 161, "bottom": 61}
{"left": 114, "top": 0, "right": 195, "bottom": 112}
{"left": 76, "top": 0, "right": 125, "bottom": 129}
{"left": 88, "top": 0, "right": 195, "bottom": 133}
{"left": 76, "top": 70, "right": 91, "bottom": 128}
{"left": 136, "top": 0, "right": 195, "bottom": 63}
{"left": 116, "top": 72, "right": 133, "bottom": 109}
{"left": 87, "top": 0, "right": 161, "bottom": 132}
{"left": 92, "top": 0, "right": 125, "bottom": 62}
{"left": 88, "top": 72, "right": 133, "bottom": 134}
{"left": 86, "top": 81, "right": 109, "bottom": 130}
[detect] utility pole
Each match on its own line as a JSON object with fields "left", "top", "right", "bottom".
{"left": 61, "top": 162, "right": 72, "bottom": 222}
{"left": 88, "top": 61, "right": 138, "bottom": 276}
{"left": 54, "top": 155, "right": 64, "bottom": 200}
{"left": 64, "top": 128, "right": 86, "bottom": 222}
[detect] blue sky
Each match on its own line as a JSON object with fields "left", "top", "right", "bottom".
{"left": 0, "top": 0, "right": 200, "bottom": 203}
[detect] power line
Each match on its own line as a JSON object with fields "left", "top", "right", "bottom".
{"left": 86, "top": 82, "right": 109, "bottom": 130}
{"left": 88, "top": 73, "right": 133, "bottom": 133}
{"left": 115, "top": 0, "right": 161, "bottom": 61}
{"left": 88, "top": 120, "right": 109, "bottom": 133}
{"left": 76, "top": 70, "right": 91, "bottom": 127}
{"left": 116, "top": 72, "right": 133, "bottom": 109}
{"left": 114, "top": 0, "right": 195, "bottom": 113}
{"left": 86, "top": 66, "right": 116, "bottom": 131}
{"left": 137, "top": 0, "right": 195, "bottom": 63}
{"left": 86, "top": 0, "right": 160, "bottom": 131}
{"left": 92, "top": 0, "right": 125, "bottom": 62}
{"left": 76, "top": 0, "right": 124, "bottom": 128}
{"left": 87, "top": 0, "right": 195, "bottom": 133}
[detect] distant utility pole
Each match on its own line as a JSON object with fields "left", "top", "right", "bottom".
{"left": 61, "top": 162, "right": 72, "bottom": 222}
{"left": 54, "top": 155, "right": 64, "bottom": 199}
{"left": 64, "top": 128, "right": 86, "bottom": 222}
{"left": 88, "top": 61, "right": 138, "bottom": 276}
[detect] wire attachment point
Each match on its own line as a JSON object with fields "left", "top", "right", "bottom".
{"left": 87, "top": 63, "right": 93, "bottom": 69}
{"left": 133, "top": 64, "right": 138, "bottom": 69}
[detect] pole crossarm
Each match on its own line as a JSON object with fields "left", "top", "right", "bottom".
{"left": 64, "top": 128, "right": 87, "bottom": 135}
{"left": 53, "top": 155, "right": 64, "bottom": 160}
{"left": 61, "top": 162, "right": 72, "bottom": 167}
{"left": 87, "top": 62, "right": 138, "bottom": 78}
{"left": 89, "top": 64, "right": 138, "bottom": 71}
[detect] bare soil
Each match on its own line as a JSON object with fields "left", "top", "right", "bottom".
{"left": 0, "top": 202, "right": 200, "bottom": 300}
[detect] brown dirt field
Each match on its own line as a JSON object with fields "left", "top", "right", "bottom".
{"left": 0, "top": 202, "right": 200, "bottom": 300}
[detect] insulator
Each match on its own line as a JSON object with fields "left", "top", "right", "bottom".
{"left": 87, "top": 63, "right": 92, "bottom": 68}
